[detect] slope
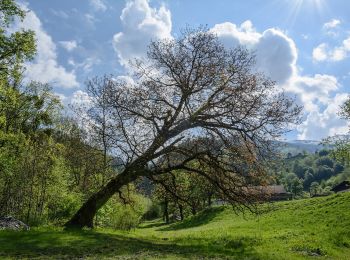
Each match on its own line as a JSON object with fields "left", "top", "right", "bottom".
{"left": 0, "top": 193, "right": 349, "bottom": 259}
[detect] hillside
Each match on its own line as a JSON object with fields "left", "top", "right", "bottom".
{"left": 277, "top": 140, "right": 332, "bottom": 155}
{"left": 0, "top": 193, "right": 349, "bottom": 259}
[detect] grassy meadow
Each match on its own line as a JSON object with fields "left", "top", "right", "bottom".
{"left": 0, "top": 192, "right": 349, "bottom": 259}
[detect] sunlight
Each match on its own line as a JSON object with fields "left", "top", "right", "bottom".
{"left": 291, "top": 0, "right": 326, "bottom": 13}
{"left": 281, "top": 0, "right": 327, "bottom": 28}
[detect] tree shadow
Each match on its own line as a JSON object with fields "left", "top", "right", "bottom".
{"left": 0, "top": 228, "right": 260, "bottom": 259}
{"left": 138, "top": 220, "right": 168, "bottom": 229}
{"left": 159, "top": 206, "right": 225, "bottom": 231}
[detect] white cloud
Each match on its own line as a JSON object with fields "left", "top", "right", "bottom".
{"left": 313, "top": 36, "right": 350, "bottom": 62}
{"left": 297, "top": 93, "right": 348, "bottom": 140}
{"left": 211, "top": 21, "right": 260, "bottom": 47}
{"left": 15, "top": 5, "right": 79, "bottom": 88}
{"left": 67, "top": 57, "right": 101, "bottom": 73}
{"left": 286, "top": 74, "right": 339, "bottom": 112}
{"left": 112, "top": 75, "right": 135, "bottom": 85}
{"left": 85, "top": 13, "right": 98, "bottom": 26}
{"left": 211, "top": 21, "right": 297, "bottom": 85}
{"left": 285, "top": 74, "right": 348, "bottom": 140}
{"left": 210, "top": 20, "right": 347, "bottom": 140}
{"left": 59, "top": 40, "right": 78, "bottom": 52}
{"left": 70, "top": 90, "right": 92, "bottom": 107}
{"left": 111, "top": 3, "right": 346, "bottom": 140}
{"left": 54, "top": 92, "right": 67, "bottom": 103}
{"left": 323, "top": 19, "right": 341, "bottom": 30}
{"left": 113, "top": 0, "right": 172, "bottom": 66}
{"left": 312, "top": 43, "right": 328, "bottom": 62}
{"left": 50, "top": 9, "right": 69, "bottom": 19}
{"left": 89, "top": 0, "right": 107, "bottom": 12}
{"left": 255, "top": 29, "right": 297, "bottom": 84}
{"left": 80, "top": 57, "right": 101, "bottom": 73}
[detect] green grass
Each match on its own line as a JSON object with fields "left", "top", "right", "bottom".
{"left": 0, "top": 193, "right": 349, "bottom": 259}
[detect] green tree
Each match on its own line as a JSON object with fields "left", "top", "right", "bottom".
{"left": 0, "top": 0, "right": 36, "bottom": 83}
{"left": 291, "top": 178, "right": 303, "bottom": 198}
{"left": 309, "top": 181, "right": 319, "bottom": 197}
{"left": 316, "top": 157, "right": 334, "bottom": 168}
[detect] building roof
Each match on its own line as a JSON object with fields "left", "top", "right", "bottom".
{"left": 246, "top": 185, "right": 288, "bottom": 195}
{"left": 331, "top": 181, "right": 350, "bottom": 192}
{"left": 267, "top": 185, "right": 288, "bottom": 194}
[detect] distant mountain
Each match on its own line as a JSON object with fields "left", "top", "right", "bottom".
{"left": 276, "top": 140, "right": 333, "bottom": 155}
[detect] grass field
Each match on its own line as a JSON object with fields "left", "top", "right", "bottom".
{"left": 0, "top": 192, "right": 349, "bottom": 259}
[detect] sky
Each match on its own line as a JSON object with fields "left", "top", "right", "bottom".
{"left": 15, "top": 0, "right": 350, "bottom": 141}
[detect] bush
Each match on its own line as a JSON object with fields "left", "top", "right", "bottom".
{"left": 47, "top": 192, "right": 82, "bottom": 225}
{"left": 96, "top": 192, "right": 151, "bottom": 230}
{"left": 111, "top": 206, "right": 140, "bottom": 230}
{"left": 142, "top": 202, "right": 161, "bottom": 220}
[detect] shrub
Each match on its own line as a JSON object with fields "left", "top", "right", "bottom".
{"left": 142, "top": 202, "right": 161, "bottom": 220}
{"left": 96, "top": 192, "right": 151, "bottom": 230}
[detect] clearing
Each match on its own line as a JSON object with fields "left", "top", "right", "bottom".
{"left": 0, "top": 193, "right": 349, "bottom": 259}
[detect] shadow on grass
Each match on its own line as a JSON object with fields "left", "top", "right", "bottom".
{"left": 138, "top": 220, "right": 168, "bottom": 229}
{"left": 0, "top": 228, "right": 260, "bottom": 259}
{"left": 159, "top": 206, "right": 225, "bottom": 231}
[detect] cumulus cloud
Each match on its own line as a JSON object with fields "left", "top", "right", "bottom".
{"left": 313, "top": 36, "right": 350, "bottom": 62}
{"left": 211, "top": 21, "right": 260, "bottom": 47}
{"left": 323, "top": 19, "right": 341, "bottom": 37}
{"left": 323, "top": 19, "right": 341, "bottom": 30}
{"left": 59, "top": 40, "right": 78, "bottom": 52}
{"left": 210, "top": 20, "right": 347, "bottom": 139}
{"left": 15, "top": 5, "right": 79, "bottom": 88}
{"left": 113, "top": 0, "right": 172, "bottom": 66}
{"left": 89, "top": 0, "right": 107, "bottom": 12}
{"left": 255, "top": 29, "right": 297, "bottom": 84}
{"left": 297, "top": 93, "right": 348, "bottom": 140}
{"left": 312, "top": 43, "right": 328, "bottom": 62}
{"left": 286, "top": 74, "right": 339, "bottom": 112}
{"left": 67, "top": 57, "right": 101, "bottom": 73}
{"left": 70, "top": 90, "right": 92, "bottom": 107}
{"left": 111, "top": 2, "right": 346, "bottom": 140}
{"left": 284, "top": 73, "right": 348, "bottom": 140}
{"left": 54, "top": 92, "right": 68, "bottom": 103}
{"left": 211, "top": 21, "right": 297, "bottom": 85}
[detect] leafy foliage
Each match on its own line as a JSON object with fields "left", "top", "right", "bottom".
{"left": 276, "top": 148, "right": 348, "bottom": 197}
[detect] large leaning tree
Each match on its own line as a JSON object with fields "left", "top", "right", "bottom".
{"left": 65, "top": 27, "right": 301, "bottom": 228}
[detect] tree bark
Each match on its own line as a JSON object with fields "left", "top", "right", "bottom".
{"left": 191, "top": 203, "right": 197, "bottom": 216}
{"left": 208, "top": 194, "right": 212, "bottom": 207}
{"left": 163, "top": 198, "right": 169, "bottom": 224}
{"left": 64, "top": 170, "right": 136, "bottom": 228}
{"left": 178, "top": 204, "right": 184, "bottom": 221}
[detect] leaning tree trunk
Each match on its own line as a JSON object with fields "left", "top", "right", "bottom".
{"left": 65, "top": 170, "right": 136, "bottom": 228}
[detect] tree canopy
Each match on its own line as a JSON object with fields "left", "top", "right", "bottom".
{"left": 65, "top": 27, "right": 301, "bottom": 228}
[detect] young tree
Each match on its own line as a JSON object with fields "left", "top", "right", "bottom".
{"left": 65, "top": 27, "right": 301, "bottom": 228}
{"left": 309, "top": 181, "right": 320, "bottom": 197}
{"left": 0, "top": 0, "right": 36, "bottom": 84}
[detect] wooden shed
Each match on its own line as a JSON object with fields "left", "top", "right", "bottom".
{"left": 331, "top": 181, "right": 350, "bottom": 193}
{"left": 265, "top": 185, "right": 293, "bottom": 201}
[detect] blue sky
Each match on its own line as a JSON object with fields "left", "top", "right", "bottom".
{"left": 17, "top": 0, "right": 350, "bottom": 140}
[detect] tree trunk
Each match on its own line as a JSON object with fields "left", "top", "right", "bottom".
{"left": 163, "top": 198, "right": 169, "bottom": 224}
{"left": 208, "top": 194, "right": 212, "bottom": 207}
{"left": 178, "top": 204, "right": 184, "bottom": 221}
{"left": 191, "top": 204, "right": 197, "bottom": 216}
{"left": 64, "top": 170, "right": 136, "bottom": 228}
